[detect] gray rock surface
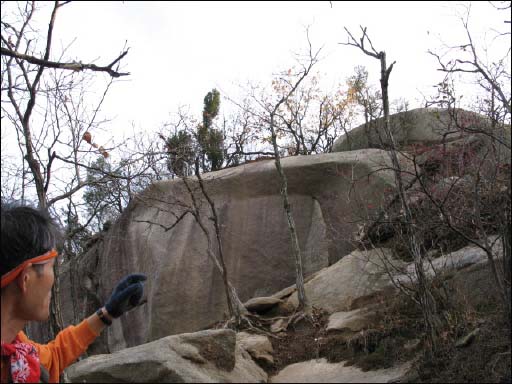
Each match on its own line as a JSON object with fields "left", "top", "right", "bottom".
{"left": 244, "top": 297, "right": 283, "bottom": 314}
{"left": 56, "top": 150, "right": 403, "bottom": 353}
{"left": 236, "top": 332, "right": 274, "bottom": 364}
{"left": 286, "top": 248, "right": 402, "bottom": 313}
{"left": 66, "top": 329, "right": 267, "bottom": 383}
{"left": 333, "top": 108, "right": 494, "bottom": 152}
{"left": 270, "top": 358, "right": 411, "bottom": 383}
{"left": 395, "top": 237, "right": 502, "bottom": 285}
{"left": 326, "top": 306, "right": 380, "bottom": 332}
{"left": 285, "top": 239, "right": 501, "bottom": 314}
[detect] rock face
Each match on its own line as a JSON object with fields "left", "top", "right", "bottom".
{"left": 65, "top": 239, "right": 502, "bottom": 383}
{"left": 286, "top": 248, "right": 402, "bottom": 313}
{"left": 284, "top": 239, "right": 501, "bottom": 315}
{"left": 66, "top": 329, "right": 267, "bottom": 383}
{"left": 270, "top": 358, "right": 411, "bottom": 383}
{"left": 333, "top": 108, "right": 497, "bottom": 152}
{"left": 326, "top": 306, "right": 380, "bottom": 333}
{"left": 244, "top": 297, "right": 284, "bottom": 314}
{"left": 57, "top": 150, "right": 403, "bottom": 354}
{"left": 332, "top": 107, "right": 511, "bottom": 181}
{"left": 236, "top": 332, "right": 274, "bottom": 365}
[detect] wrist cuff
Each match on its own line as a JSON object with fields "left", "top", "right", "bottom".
{"left": 96, "top": 308, "right": 112, "bottom": 326}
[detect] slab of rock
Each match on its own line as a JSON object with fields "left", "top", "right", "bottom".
{"left": 244, "top": 297, "right": 283, "bottom": 313}
{"left": 66, "top": 329, "right": 267, "bottom": 383}
{"left": 270, "top": 358, "right": 412, "bottom": 383}
{"left": 237, "top": 332, "right": 274, "bottom": 364}
{"left": 326, "top": 307, "right": 380, "bottom": 333}
{"left": 396, "top": 237, "right": 502, "bottom": 285}
{"left": 286, "top": 248, "right": 402, "bottom": 313}
{"left": 284, "top": 239, "right": 503, "bottom": 315}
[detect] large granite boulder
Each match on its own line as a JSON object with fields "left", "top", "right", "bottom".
{"left": 333, "top": 108, "right": 510, "bottom": 158}
{"left": 57, "top": 149, "right": 408, "bottom": 354}
{"left": 283, "top": 238, "right": 501, "bottom": 314}
{"left": 66, "top": 329, "right": 267, "bottom": 383}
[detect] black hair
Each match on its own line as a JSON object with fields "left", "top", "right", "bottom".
{"left": 1, "top": 202, "right": 63, "bottom": 276}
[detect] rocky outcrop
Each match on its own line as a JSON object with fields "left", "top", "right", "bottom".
{"left": 332, "top": 108, "right": 511, "bottom": 186}
{"left": 282, "top": 239, "right": 500, "bottom": 315}
{"left": 58, "top": 149, "right": 406, "bottom": 354}
{"left": 244, "top": 297, "right": 284, "bottom": 314}
{"left": 326, "top": 306, "right": 381, "bottom": 333}
{"left": 334, "top": 108, "right": 494, "bottom": 151}
{"left": 66, "top": 329, "right": 267, "bottom": 383}
{"left": 236, "top": 332, "right": 274, "bottom": 365}
{"left": 267, "top": 240, "right": 502, "bottom": 383}
{"left": 64, "top": 240, "right": 500, "bottom": 383}
{"left": 285, "top": 248, "right": 402, "bottom": 313}
{"left": 270, "top": 358, "right": 411, "bottom": 383}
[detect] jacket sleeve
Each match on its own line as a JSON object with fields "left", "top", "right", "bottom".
{"left": 18, "top": 319, "right": 99, "bottom": 382}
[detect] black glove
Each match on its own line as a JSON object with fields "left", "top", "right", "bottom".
{"left": 105, "top": 273, "right": 147, "bottom": 318}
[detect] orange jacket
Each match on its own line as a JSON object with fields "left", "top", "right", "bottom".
{"left": 1, "top": 319, "right": 99, "bottom": 383}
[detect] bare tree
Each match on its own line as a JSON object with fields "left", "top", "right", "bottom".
{"left": 1, "top": 1, "right": 130, "bottom": 341}
{"left": 221, "top": 96, "right": 276, "bottom": 166}
{"left": 223, "top": 32, "right": 324, "bottom": 313}
{"left": 428, "top": 3, "right": 510, "bottom": 117}
{"left": 342, "top": 26, "right": 443, "bottom": 350}
{"left": 1, "top": 1, "right": 130, "bottom": 210}
{"left": 425, "top": 2, "right": 511, "bottom": 326}
{"left": 266, "top": 35, "right": 322, "bottom": 312}
{"left": 270, "top": 69, "right": 356, "bottom": 155}
{"left": 188, "top": 159, "right": 248, "bottom": 326}
{"left": 133, "top": 160, "right": 250, "bottom": 328}
{"left": 344, "top": 65, "right": 383, "bottom": 149}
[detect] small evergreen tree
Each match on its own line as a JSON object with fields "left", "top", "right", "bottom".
{"left": 198, "top": 89, "right": 224, "bottom": 171}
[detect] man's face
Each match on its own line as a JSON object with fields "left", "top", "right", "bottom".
{"left": 17, "top": 258, "right": 56, "bottom": 321}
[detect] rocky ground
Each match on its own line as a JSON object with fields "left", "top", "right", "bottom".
{"left": 237, "top": 268, "right": 511, "bottom": 383}
{"left": 66, "top": 247, "right": 510, "bottom": 383}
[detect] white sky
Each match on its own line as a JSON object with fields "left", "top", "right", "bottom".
{"left": 41, "top": 1, "right": 508, "bottom": 142}
{"left": 1, "top": 0, "right": 509, "bottom": 215}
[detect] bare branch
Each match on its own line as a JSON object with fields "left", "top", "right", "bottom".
{"left": 340, "top": 26, "right": 380, "bottom": 59}
{"left": 1, "top": 47, "right": 130, "bottom": 78}
{"left": 134, "top": 210, "right": 192, "bottom": 232}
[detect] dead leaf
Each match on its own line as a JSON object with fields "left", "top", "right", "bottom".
{"left": 82, "top": 131, "right": 92, "bottom": 144}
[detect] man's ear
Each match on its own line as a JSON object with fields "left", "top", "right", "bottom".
{"left": 16, "top": 264, "right": 32, "bottom": 294}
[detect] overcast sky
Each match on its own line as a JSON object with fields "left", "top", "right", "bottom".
{"left": 1, "top": 1, "right": 509, "bottom": 159}
{"left": 38, "top": 1, "right": 507, "bottom": 140}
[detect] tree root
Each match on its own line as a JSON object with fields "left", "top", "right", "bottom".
{"left": 218, "top": 306, "right": 325, "bottom": 340}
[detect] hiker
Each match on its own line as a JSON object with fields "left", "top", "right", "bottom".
{"left": 1, "top": 203, "right": 146, "bottom": 383}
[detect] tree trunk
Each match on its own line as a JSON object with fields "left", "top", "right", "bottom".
{"left": 49, "top": 261, "right": 64, "bottom": 337}
{"left": 182, "top": 174, "right": 247, "bottom": 326}
{"left": 378, "top": 50, "right": 440, "bottom": 350}
{"left": 503, "top": 196, "right": 512, "bottom": 327}
{"left": 194, "top": 162, "right": 248, "bottom": 324}
{"left": 269, "top": 115, "right": 308, "bottom": 311}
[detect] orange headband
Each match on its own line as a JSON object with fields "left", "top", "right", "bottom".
{"left": 1, "top": 249, "right": 58, "bottom": 288}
